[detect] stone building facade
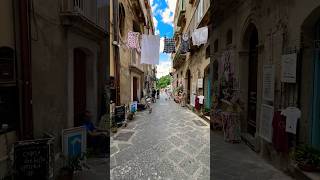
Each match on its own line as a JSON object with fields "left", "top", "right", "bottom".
{"left": 172, "top": 0, "right": 211, "bottom": 111}
{"left": 0, "top": 0, "right": 109, "bottom": 178}
{"left": 210, "top": 0, "right": 320, "bottom": 172}
{"left": 109, "top": 0, "right": 157, "bottom": 107}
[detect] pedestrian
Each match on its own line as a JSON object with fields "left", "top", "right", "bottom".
{"left": 82, "top": 111, "right": 108, "bottom": 157}
{"left": 157, "top": 89, "right": 160, "bottom": 99}
{"left": 152, "top": 88, "right": 156, "bottom": 103}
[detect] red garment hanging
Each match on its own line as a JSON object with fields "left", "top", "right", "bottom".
{"left": 272, "top": 111, "right": 289, "bottom": 153}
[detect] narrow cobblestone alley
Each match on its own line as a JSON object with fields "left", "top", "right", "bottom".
{"left": 110, "top": 94, "right": 210, "bottom": 180}
{"left": 212, "top": 132, "right": 293, "bottom": 180}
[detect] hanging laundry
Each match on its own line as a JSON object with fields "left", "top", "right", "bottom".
{"left": 141, "top": 34, "right": 160, "bottom": 65}
{"left": 192, "top": 26, "right": 208, "bottom": 46}
{"left": 127, "top": 31, "right": 140, "bottom": 49}
{"left": 180, "top": 33, "right": 190, "bottom": 54}
{"left": 163, "top": 37, "right": 176, "bottom": 53}
{"left": 272, "top": 111, "right": 289, "bottom": 153}
{"left": 198, "top": 95, "right": 205, "bottom": 104}
{"left": 281, "top": 107, "right": 301, "bottom": 134}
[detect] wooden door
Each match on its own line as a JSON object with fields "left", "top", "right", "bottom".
{"left": 133, "top": 77, "right": 138, "bottom": 101}
{"left": 74, "top": 49, "right": 86, "bottom": 127}
{"left": 247, "top": 29, "right": 258, "bottom": 136}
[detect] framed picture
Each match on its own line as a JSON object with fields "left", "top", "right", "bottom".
{"left": 62, "top": 126, "right": 87, "bottom": 157}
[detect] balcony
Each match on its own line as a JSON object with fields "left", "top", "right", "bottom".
{"left": 60, "top": 0, "right": 108, "bottom": 40}
{"left": 174, "top": 0, "right": 186, "bottom": 27}
{"left": 187, "top": 0, "right": 211, "bottom": 33}
{"left": 172, "top": 48, "right": 187, "bottom": 69}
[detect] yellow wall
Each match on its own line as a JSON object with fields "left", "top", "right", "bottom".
{"left": 0, "top": 0, "right": 14, "bottom": 48}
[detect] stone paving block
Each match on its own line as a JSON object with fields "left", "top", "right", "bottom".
{"left": 179, "top": 156, "right": 200, "bottom": 175}
{"left": 156, "top": 158, "right": 188, "bottom": 179}
{"left": 182, "top": 144, "right": 198, "bottom": 155}
{"left": 197, "top": 167, "right": 210, "bottom": 180}
{"left": 110, "top": 146, "right": 118, "bottom": 155}
{"left": 196, "top": 151, "right": 210, "bottom": 167}
{"left": 110, "top": 156, "right": 116, "bottom": 169}
{"left": 117, "top": 143, "right": 131, "bottom": 151}
{"left": 168, "top": 149, "right": 187, "bottom": 164}
{"left": 113, "top": 131, "right": 135, "bottom": 141}
{"left": 152, "top": 140, "right": 174, "bottom": 157}
{"left": 111, "top": 159, "right": 144, "bottom": 180}
{"left": 188, "top": 138, "right": 203, "bottom": 149}
{"left": 113, "top": 146, "right": 137, "bottom": 166}
{"left": 168, "top": 135, "right": 185, "bottom": 147}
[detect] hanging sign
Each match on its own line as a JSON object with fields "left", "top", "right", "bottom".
{"left": 263, "top": 65, "right": 275, "bottom": 101}
{"left": 259, "top": 104, "right": 274, "bottom": 142}
{"left": 281, "top": 53, "right": 297, "bottom": 83}
{"left": 14, "top": 138, "right": 54, "bottom": 180}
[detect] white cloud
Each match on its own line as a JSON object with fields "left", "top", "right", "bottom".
{"left": 159, "top": 37, "right": 164, "bottom": 52}
{"left": 160, "top": 0, "right": 177, "bottom": 26}
{"left": 155, "top": 29, "right": 160, "bottom": 35}
{"left": 156, "top": 59, "right": 171, "bottom": 78}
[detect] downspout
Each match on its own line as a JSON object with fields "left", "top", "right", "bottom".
{"left": 113, "top": 0, "right": 120, "bottom": 105}
{"left": 18, "top": 0, "right": 33, "bottom": 140}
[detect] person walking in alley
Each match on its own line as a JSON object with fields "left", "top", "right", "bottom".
{"left": 157, "top": 89, "right": 160, "bottom": 99}
{"left": 83, "top": 111, "right": 109, "bottom": 157}
{"left": 152, "top": 88, "right": 156, "bottom": 103}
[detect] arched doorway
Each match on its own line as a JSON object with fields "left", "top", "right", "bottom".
{"left": 301, "top": 7, "right": 320, "bottom": 150}
{"left": 186, "top": 69, "right": 191, "bottom": 104}
{"left": 246, "top": 24, "right": 259, "bottom": 136}
{"left": 74, "top": 48, "right": 87, "bottom": 126}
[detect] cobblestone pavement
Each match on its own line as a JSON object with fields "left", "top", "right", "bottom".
{"left": 212, "top": 131, "right": 293, "bottom": 180}
{"left": 110, "top": 93, "right": 210, "bottom": 180}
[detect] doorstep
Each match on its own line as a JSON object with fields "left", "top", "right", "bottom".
{"left": 289, "top": 164, "right": 320, "bottom": 180}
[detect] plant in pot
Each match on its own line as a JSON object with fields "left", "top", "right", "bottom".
{"left": 291, "top": 145, "right": 320, "bottom": 172}
{"left": 59, "top": 153, "right": 87, "bottom": 180}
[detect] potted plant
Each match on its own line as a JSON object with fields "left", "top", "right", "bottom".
{"left": 291, "top": 145, "right": 320, "bottom": 172}
{"left": 59, "top": 154, "right": 86, "bottom": 180}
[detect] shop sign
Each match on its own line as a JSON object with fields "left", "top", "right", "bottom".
{"left": 281, "top": 53, "right": 297, "bottom": 83}
{"left": 260, "top": 104, "right": 274, "bottom": 143}
{"left": 14, "top": 138, "right": 54, "bottom": 180}
{"left": 114, "top": 105, "right": 126, "bottom": 124}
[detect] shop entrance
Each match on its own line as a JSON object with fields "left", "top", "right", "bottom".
{"left": 133, "top": 77, "right": 138, "bottom": 101}
{"left": 74, "top": 48, "right": 87, "bottom": 127}
{"left": 247, "top": 25, "right": 258, "bottom": 136}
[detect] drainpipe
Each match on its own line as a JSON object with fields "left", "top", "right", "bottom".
{"left": 113, "top": 0, "right": 120, "bottom": 105}
{"left": 18, "top": 0, "right": 33, "bottom": 140}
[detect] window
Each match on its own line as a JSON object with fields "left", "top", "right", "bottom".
{"left": 214, "top": 39, "right": 219, "bottom": 52}
{"left": 119, "top": 3, "right": 125, "bottom": 36}
{"left": 226, "top": 29, "right": 232, "bottom": 45}
{"left": 0, "top": 47, "right": 15, "bottom": 82}
{"left": 0, "top": 47, "right": 19, "bottom": 132}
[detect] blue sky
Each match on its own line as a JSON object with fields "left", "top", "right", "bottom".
{"left": 149, "top": 0, "right": 177, "bottom": 78}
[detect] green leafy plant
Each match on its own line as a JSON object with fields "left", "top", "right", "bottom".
{"left": 291, "top": 145, "right": 320, "bottom": 171}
